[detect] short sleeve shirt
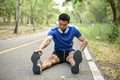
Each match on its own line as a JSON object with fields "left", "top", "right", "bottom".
{"left": 48, "top": 26, "right": 82, "bottom": 51}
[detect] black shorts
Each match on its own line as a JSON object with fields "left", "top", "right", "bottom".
{"left": 53, "top": 50, "right": 73, "bottom": 63}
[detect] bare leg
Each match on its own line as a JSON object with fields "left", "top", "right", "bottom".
{"left": 42, "top": 54, "right": 60, "bottom": 71}
{"left": 66, "top": 50, "right": 82, "bottom": 74}
{"left": 66, "top": 51, "right": 75, "bottom": 66}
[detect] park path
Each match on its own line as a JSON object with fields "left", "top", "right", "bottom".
{"left": 0, "top": 30, "right": 105, "bottom": 80}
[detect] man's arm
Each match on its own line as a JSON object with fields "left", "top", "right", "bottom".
{"left": 34, "top": 36, "right": 53, "bottom": 55}
{"left": 39, "top": 36, "right": 53, "bottom": 49}
{"left": 78, "top": 35, "right": 88, "bottom": 52}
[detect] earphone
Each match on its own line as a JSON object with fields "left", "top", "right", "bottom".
{"left": 58, "top": 28, "right": 69, "bottom": 34}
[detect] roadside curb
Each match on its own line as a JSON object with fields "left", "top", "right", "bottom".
{"left": 84, "top": 47, "right": 105, "bottom": 80}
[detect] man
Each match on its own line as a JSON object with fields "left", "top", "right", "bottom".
{"left": 31, "top": 13, "right": 88, "bottom": 74}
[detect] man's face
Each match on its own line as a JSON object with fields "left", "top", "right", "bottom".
{"left": 58, "top": 20, "right": 69, "bottom": 31}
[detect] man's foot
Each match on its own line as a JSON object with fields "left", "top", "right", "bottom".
{"left": 31, "top": 52, "right": 42, "bottom": 74}
{"left": 71, "top": 50, "right": 82, "bottom": 74}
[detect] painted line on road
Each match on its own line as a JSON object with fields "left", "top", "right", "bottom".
{"left": 0, "top": 39, "right": 42, "bottom": 54}
{"left": 84, "top": 47, "right": 105, "bottom": 80}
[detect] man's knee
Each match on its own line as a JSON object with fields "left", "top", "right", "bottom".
{"left": 46, "top": 61, "right": 52, "bottom": 67}
{"left": 50, "top": 54, "right": 60, "bottom": 63}
{"left": 66, "top": 51, "right": 74, "bottom": 61}
{"left": 42, "top": 55, "right": 60, "bottom": 70}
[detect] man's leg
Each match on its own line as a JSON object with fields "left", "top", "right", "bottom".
{"left": 66, "top": 50, "right": 82, "bottom": 74}
{"left": 42, "top": 54, "right": 60, "bottom": 71}
{"left": 66, "top": 51, "right": 74, "bottom": 65}
{"left": 31, "top": 52, "right": 60, "bottom": 74}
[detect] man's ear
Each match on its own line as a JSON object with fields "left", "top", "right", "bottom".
{"left": 68, "top": 21, "right": 70, "bottom": 24}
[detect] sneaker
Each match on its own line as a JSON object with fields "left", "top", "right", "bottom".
{"left": 31, "top": 52, "right": 42, "bottom": 74}
{"left": 71, "top": 50, "right": 82, "bottom": 74}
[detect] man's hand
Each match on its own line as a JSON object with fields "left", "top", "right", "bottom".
{"left": 34, "top": 48, "right": 43, "bottom": 56}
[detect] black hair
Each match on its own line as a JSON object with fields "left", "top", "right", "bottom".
{"left": 58, "top": 13, "right": 70, "bottom": 22}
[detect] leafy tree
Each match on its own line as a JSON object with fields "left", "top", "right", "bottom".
{"left": 0, "top": 0, "right": 16, "bottom": 23}
{"left": 65, "top": 0, "right": 119, "bottom": 42}
{"left": 21, "top": 0, "right": 57, "bottom": 30}
{"left": 107, "top": 0, "right": 119, "bottom": 43}
{"left": 14, "top": 0, "right": 24, "bottom": 33}
{"left": 0, "top": 0, "right": 6, "bottom": 22}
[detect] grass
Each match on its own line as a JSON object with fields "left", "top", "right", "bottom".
{"left": 77, "top": 23, "right": 120, "bottom": 80}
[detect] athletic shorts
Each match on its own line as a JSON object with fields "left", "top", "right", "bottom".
{"left": 53, "top": 50, "right": 73, "bottom": 63}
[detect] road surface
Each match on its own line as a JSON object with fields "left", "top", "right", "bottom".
{"left": 0, "top": 31, "right": 105, "bottom": 80}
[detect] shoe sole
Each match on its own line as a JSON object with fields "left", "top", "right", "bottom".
{"left": 31, "top": 52, "right": 40, "bottom": 74}
{"left": 71, "top": 50, "right": 82, "bottom": 74}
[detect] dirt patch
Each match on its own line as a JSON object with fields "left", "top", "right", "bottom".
{"left": 0, "top": 25, "right": 47, "bottom": 40}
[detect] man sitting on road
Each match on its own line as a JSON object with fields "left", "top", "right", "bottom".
{"left": 31, "top": 13, "right": 88, "bottom": 74}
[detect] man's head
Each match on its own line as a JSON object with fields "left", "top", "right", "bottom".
{"left": 59, "top": 13, "right": 70, "bottom": 22}
{"left": 58, "top": 13, "right": 70, "bottom": 31}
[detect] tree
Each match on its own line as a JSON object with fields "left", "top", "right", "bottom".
{"left": 0, "top": 0, "right": 7, "bottom": 23}
{"left": 14, "top": 0, "right": 24, "bottom": 33}
{"left": 108, "top": 0, "right": 117, "bottom": 26}
{"left": 65, "top": 0, "right": 119, "bottom": 42}
{"left": 107, "top": 0, "right": 119, "bottom": 42}
{"left": 0, "top": 0, "right": 16, "bottom": 23}
{"left": 21, "top": 0, "right": 57, "bottom": 30}
{"left": 29, "top": 0, "right": 38, "bottom": 30}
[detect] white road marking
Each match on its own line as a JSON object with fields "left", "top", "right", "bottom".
{"left": 84, "top": 47, "right": 105, "bottom": 80}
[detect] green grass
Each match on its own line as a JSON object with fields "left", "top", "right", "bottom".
{"left": 79, "top": 24, "right": 112, "bottom": 40}
{"left": 77, "top": 23, "right": 120, "bottom": 80}
{"left": 78, "top": 23, "right": 120, "bottom": 50}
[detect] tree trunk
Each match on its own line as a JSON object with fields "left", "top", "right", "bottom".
{"left": 30, "top": 0, "right": 38, "bottom": 31}
{"left": 108, "top": 0, "right": 117, "bottom": 26}
{"left": 14, "top": 0, "right": 23, "bottom": 33}
{"left": 7, "top": 14, "right": 11, "bottom": 23}
{"left": 108, "top": 0, "right": 119, "bottom": 42}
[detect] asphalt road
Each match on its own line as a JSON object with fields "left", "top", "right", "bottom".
{"left": 0, "top": 31, "right": 96, "bottom": 80}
